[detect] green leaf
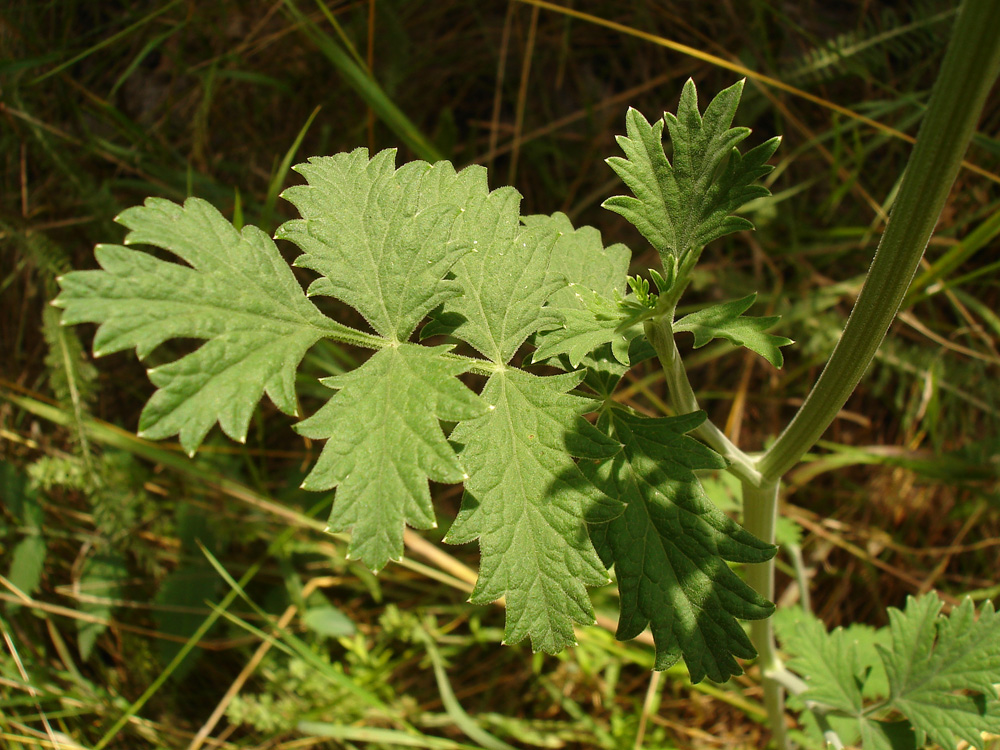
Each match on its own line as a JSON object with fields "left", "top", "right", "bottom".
{"left": 526, "top": 212, "right": 638, "bottom": 371}
{"left": 55, "top": 197, "right": 346, "bottom": 455}
{"left": 583, "top": 409, "right": 775, "bottom": 683}
{"left": 6, "top": 536, "right": 46, "bottom": 609}
{"left": 879, "top": 594, "right": 1000, "bottom": 750}
{"left": 674, "top": 293, "right": 793, "bottom": 367}
{"left": 522, "top": 212, "right": 631, "bottom": 305}
{"left": 427, "top": 193, "right": 564, "bottom": 364}
{"left": 277, "top": 148, "right": 488, "bottom": 341}
{"left": 296, "top": 344, "right": 485, "bottom": 572}
{"left": 777, "top": 607, "right": 866, "bottom": 715}
{"left": 303, "top": 603, "right": 356, "bottom": 638}
{"left": 531, "top": 284, "right": 641, "bottom": 368}
{"left": 444, "top": 369, "right": 622, "bottom": 654}
{"left": 603, "top": 79, "right": 779, "bottom": 265}
{"left": 77, "top": 551, "right": 127, "bottom": 660}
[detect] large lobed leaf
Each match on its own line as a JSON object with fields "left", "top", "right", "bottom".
{"left": 277, "top": 148, "right": 491, "bottom": 342}
{"left": 603, "top": 79, "right": 779, "bottom": 266}
{"left": 879, "top": 595, "right": 1000, "bottom": 750}
{"left": 296, "top": 344, "right": 485, "bottom": 571}
{"left": 585, "top": 409, "right": 775, "bottom": 683}
{"left": 55, "top": 197, "right": 348, "bottom": 454}
{"left": 445, "top": 369, "right": 622, "bottom": 654}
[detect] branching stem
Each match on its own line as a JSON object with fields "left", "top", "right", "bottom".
{"left": 644, "top": 317, "right": 763, "bottom": 486}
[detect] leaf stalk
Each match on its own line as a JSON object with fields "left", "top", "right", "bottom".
{"left": 644, "top": 317, "right": 763, "bottom": 486}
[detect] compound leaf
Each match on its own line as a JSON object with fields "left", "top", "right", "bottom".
{"left": 674, "top": 293, "right": 793, "bottom": 367}
{"left": 296, "top": 344, "right": 486, "bottom": 572}
{"left": 277, "top": 149, "right": 489, "bottom": 341}
{"left": 879, "top": 594, "right": 1000, "bottom": 750}
{"left": 445, "top": 369, "right": 622, "bottom": 654}
{"left": 584, "top": 408, "right": 775, "bottom": 683}
{"left": 603, "top": 79, "right": 779, "bottom": 266}
{"left": 55, "top": 197, "right": 346, "bottom": 454}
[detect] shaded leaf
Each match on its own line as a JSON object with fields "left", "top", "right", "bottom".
{"left": 584, "top": 408, "right": 774, "bottom": 683}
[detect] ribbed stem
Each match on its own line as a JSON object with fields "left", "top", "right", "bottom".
{"left": 742, "top": 479, "right": 788, "bottom": 749}
{"left": 757, "top": 0, "right": 1000, "bottom": 481}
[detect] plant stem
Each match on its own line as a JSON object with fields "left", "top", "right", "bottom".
{"left": 757, "top": 0, "right": 1000, "bottom": 482}
{"left": 644, "top": 318, "right": 763, "bottom": 486}
{"left": 741, "top": 478, "right": 788, "bottom": 750}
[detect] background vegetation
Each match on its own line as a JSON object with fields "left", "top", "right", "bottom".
{"left": 2, "top": 1, "right": 998, "bottom": 748}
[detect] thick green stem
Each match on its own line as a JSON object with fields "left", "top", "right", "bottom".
{"left": 742, "top": 479, "right": 788, "bottom": 750}
{"left": 757, "top": 0, "right": 1000, "bottom": 482}
{"left": 644, "top": 318, "right": 763, "bottom": 486}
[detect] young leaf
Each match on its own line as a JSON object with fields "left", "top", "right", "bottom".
{"left": 878, "top": 594, "right": 1000, "bottom": 750}
{"left": 777, "top": 608, "right": 867, "bottom": 716}
{"left": 584, "top": 408, "right": 775, "bottom": 683}
{"left": 277, "top": 149, "right": 489, "bottom": 341}
{"left": 54, "top": 197, "right": 348, "bottom": 455}
{"left": 674, "top": 293, "right": 793, "bottom": 367}
{"left": 531, "top": 284, "right": 642, "bottom": 368}
{"left": 444, "top": 369, "right": 622, "bottom": 654}
{"left": 603, "top": 79, "right": 779, "bottom": 266}
{"left": 526, "top": 212, "right": 636, "bottom": 367}
{"left": 296, "top": 344, "right": 486, "bottom": 572}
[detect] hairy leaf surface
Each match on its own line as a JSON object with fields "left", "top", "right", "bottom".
{"left": 55, "top": 197, "right": 346, "bottom": 454}
{"left": 879, "top": 595, "right": 1000, "bottom": 750}
{"left": 674, "top": 293, "right": 792, "bottom": 367}
{"left": 296, "top": 344, "right": 486, "bottom": 571}
{"left": 584, "top": 409, "right": 775, "bottom": 683}
{"left": 603, "top": 79, "right": 779, "bottom": 265}
{"left": 780, "top": 595, "right": 1000, "bottom": 749}
{"left": 526, "top": 212, "right": 638, "bottom": 375}
{"left": 277, "top": 149, "right": 489, "bottom": 341}
{"left": 445, "top": 369, "right": 622, "bottom": 653}
{"left": 427, "top": 191, "right": 564, "bottom": 364}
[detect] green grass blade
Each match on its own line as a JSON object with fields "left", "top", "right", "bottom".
{"left": 30, "top": 0, "right": 185, "bottom": 85}
{"left": 280, "top": 0, "right": 441, "bottom": 161}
